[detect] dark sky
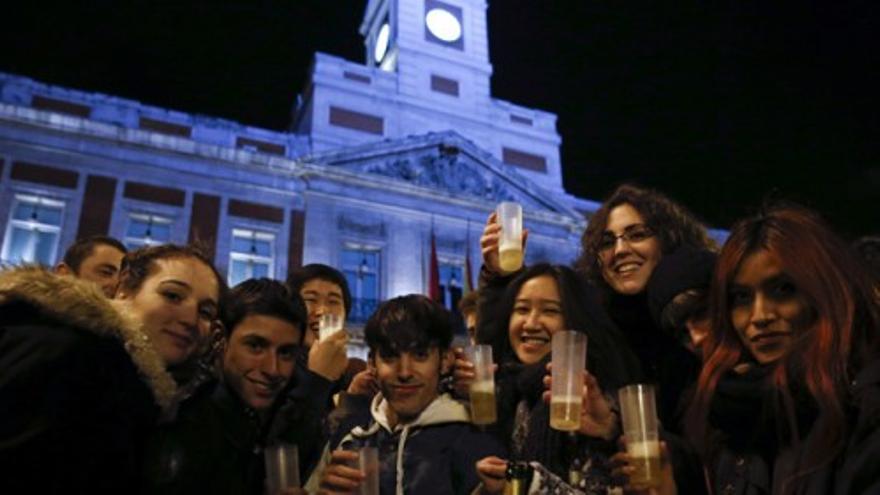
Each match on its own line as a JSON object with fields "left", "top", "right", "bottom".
{"left": 2, "top": 0, "right": 878, "bottom": 237}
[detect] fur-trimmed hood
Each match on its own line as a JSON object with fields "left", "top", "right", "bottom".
{"left": 0, "top": 266, "right": 177, "bottom": 411}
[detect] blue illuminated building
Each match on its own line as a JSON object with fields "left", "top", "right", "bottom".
{"left": 0, "top": 0, "right": 608, "bottom": 347}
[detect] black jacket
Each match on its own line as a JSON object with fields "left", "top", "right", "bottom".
{"left": 0, "top": 267, "right": 176, "bottom": 494}
{"left": 709, "top": 360, "right": 880, "bottom": 494}
{"left": 144, "top": 365, "right": 335, "bottom": 494}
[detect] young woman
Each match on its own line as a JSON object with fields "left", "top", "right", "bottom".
{"left": 470, "top": 263, "right": 638, "bottom": 494}
{"left": 686, "top": 204, "right": 880, "bottom": 494}
{"left": 0, "top": 244, "right": 225, "bottom": 493}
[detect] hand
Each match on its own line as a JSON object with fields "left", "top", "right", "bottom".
{"left": 347, "top": 368, "right": 379, "bottom": 396}
{"left": 480, "top": 212, "right": 528, "bottom": 275}
{"left": 475, "top": 456, "right": 508, "bottom": 495}
{"left": 319, "top": 450, "right": 364, "bottom": 494}
{"left": 609, "top": 437, "right": 677, "bottom": 495}
{"left": 308, "top": 331, "right": 350, "bottom": 381}
{"left": 543, "top": 363, "right": 618, "bottom": 440}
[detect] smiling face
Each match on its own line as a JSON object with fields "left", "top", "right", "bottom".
{"left": 299, "top": 278, "right": 346, "bottom": 346}
{"left": 119, "top": 257, "right": 220, "bottom": 367}
{"left": 373, "top": 346, "right": 452, "bottom": 426}
{"left": 508, "top": 274, "right": 566, "bottom": 364}
{"left": 598, "top": 203, "right": 663, "bottom": 295}
{"left": 729, "top": 249, "right": 812, "bottom": 364}
{"left": 222, "top": 314, "right": 300, "bottom": 412}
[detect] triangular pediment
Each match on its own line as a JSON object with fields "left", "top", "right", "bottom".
{"left": 304, "top": 131, "right": 578, "bottom": 217}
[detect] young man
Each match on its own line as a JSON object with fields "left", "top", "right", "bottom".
{"left": 287, "top": 263, "right": 373, "bottom": 396}
{"left": 307, "top": 295, "right": 505, "bottom": 495}
{"left": 287, "top": 263, "right": 351, "bottom": 346}
{"left": 54, "top": 235, "right": 127, "bottom": 297}
{"left": 145, "top": 279, "right": 346, "bottom": 494}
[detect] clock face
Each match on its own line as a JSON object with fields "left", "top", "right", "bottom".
{"left": 374, "top": 22, "right": 391, "bottom": 63}
{"left": 425, "top": 8, "right": 462, "bottom": 42}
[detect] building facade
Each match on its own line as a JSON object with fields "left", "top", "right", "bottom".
{"left": 0, "top": 0, "right": 602, "bottom": 347}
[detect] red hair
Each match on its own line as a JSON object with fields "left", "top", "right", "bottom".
{"left": 686, "top": 204, "right": 880, "bottom": 490}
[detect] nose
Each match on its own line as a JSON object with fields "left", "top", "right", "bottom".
{"left": 612, "top": 236, "right": 633, "bottom": 258}
{"left": 750, "top": 293, "right": 777, "bottom": 328}
{"left": 260, "top": 353, "right": 283, "bottom": 380}
{"left": 179, "top": 301, "right": 200, "bottom": 334}
{"left": 523, "top": 309, "right": 542, "bottom": 331}
{"left": 397, "top": 355, "right": 414, "bottom": 381}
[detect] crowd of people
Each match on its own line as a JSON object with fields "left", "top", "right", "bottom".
{"left": 0, "top": 183, "right": 878, "bottom": 495}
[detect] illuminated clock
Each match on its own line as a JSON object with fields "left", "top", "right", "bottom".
{"left": 425, "top": 8, "right": 462, "bottom": 42}
{"left": 424, "top": 1, "right": 463, "bottom": 49}
{"left": 373, "top": 22, "right": 391, "bottom": 63}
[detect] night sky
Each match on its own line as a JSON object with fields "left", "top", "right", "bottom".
{"left": 2, "top": 0, "right": 878, "bottom": 237}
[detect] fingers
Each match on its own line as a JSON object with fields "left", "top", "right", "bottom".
{"left": 476, "top": 456, "right": 508, "bottom": 479}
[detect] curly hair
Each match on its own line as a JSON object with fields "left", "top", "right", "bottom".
{"left": 574, "top": 184, "right": 717, "bottom": 289}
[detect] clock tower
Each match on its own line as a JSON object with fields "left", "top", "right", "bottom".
{"left": 293, "top": 0, "right": 565, "bottom": 192}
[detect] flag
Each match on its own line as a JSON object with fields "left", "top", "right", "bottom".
{"left": 429, "top": 229, "right": 442, "bottom": 303}
{"left": 464, "top": 236, "right": 475, "bottom": 294}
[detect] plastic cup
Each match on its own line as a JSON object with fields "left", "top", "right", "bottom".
{"left": 319, "top": 313, "right": 343, "bottom": 340}
{"left": 264, "top": 444, "right": 300, "bottom": 494}
{"left": 550, "top": 331, "right": 587, "bottom": 431}
{"left": 358, "top": 446, "right": 380, "bottom": 495}
{"left": 467, "top": 345, "right": 497, "bottom": 425}
{"left": 496, "top": 201, "right": 523, "bottom": 272}
{"left": 618, "top": 384, "right": 661, "bottom": 489}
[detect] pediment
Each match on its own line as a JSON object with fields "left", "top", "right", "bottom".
{"left": 308, "top": 131, "right": 577, "bottom": 216}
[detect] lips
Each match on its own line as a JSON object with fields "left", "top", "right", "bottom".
{"left": 613, "top": 261, "right": 642, "bottom": 275}
{"left": 750, "top": 331, "right": 791, "bottom": 343}
{"left": 162, "top": 329, "right": 194, "bottom": 349}
{"left": 392, "top": 384, "right": 422, "bottom": 397}
{"left": 519, "top": 332, "right": 550, "bottom": 352}
{"left": 247, "top": 378, "right": 277, "bottom": 398}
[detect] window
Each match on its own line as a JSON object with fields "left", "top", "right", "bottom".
{"left": 1, "top": 195, "right": 64, "bottom": 266}
{"left": 124, "top": 213, "right": 172, "bottom": 249}
{"left": 439, "top": 262, "right": 464, "bottom": 311}
{"left": 228, "top": 229, "right": 274, "bottom": 286}
{"left": 341, "top": 247, "right": 380, "bottom": 323}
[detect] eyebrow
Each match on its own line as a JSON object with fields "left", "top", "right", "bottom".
{"left": 161, "top": 280, "right": 219, "bottom": 307}
{"left": 301, "top": 289, "right": 344, "bottom": 299}
{"left": 603, "top": 223, "right": 648, "bottom": 235}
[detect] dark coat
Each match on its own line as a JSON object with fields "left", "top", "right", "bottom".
{"left": 710, "top": 360, "right": 880, "bottom": 495}
{"left": 144, "top": 365, "right": 335, "bottom": 494}
{"left": 307, "top": 393, "right": 506, "bottom": 495}
{"left": 0, "top": 267, "right": 176, "bottom": 494}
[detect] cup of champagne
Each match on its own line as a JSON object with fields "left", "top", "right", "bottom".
{"left": 618, "top": 384, "right": 662, "bottom": 489}
{"left": 496, "top": 201, "right": 523, "bottom": 273}
{"left": 319, "top": 313, "right": 343, "bottom": 341}
{"left": 467, "top": 345, "right": 497, "bottom": 425}
{"left": 550, "top": 331, "right": 587, "bottom": 431}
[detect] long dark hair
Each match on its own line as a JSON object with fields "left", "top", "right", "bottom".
{"left": 575, "top": 184, "right": 717, "bottom": 293}
{"left": 478, "top": 263, "right": 638, "bottom": 392}
{"left": 686, "top": 204, "right": 880, "bottom": 490}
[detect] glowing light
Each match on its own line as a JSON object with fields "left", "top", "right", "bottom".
{"left": 374, "top": 23, "right": 390, "bottom": 63}
{"left": 425, "top": 9, "right": 462, "bottom": 42}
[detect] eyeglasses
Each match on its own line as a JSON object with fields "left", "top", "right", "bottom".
{"left": 597, "top": 225, "right": 655, "bottom": 253}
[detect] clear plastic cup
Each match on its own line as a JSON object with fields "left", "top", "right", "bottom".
{"left": 467, "top": 345, "right": 497, "bottom": 425}
{"left": 496, "top": 201, "right": 523, "bottom": 272}
{"left": 550, "top": 331, "right": 587, "bottom": 431}
{"left": 358, "top": 446, "right": 380, "bottom": 495}
{"left": 264, "top": 444, "right": 300, "bottom": 494}
{"left": 618, "top": 384, "right": 661, "bottom": 489}
{"left": 319, "top": 313, "right": 343, "bottom": 340}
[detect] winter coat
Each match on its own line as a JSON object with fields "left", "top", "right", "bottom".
{"left": 144, "top": 362, "right": 335, "bottom": 494}
{"left": 0, "top": 267, "right": 176, "bottom": 494}
{"left": 306, "top": 393, "right": 506, "bottom": 495}
{"left": 709, "top": 360, "right": 880, "bottom": 494}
